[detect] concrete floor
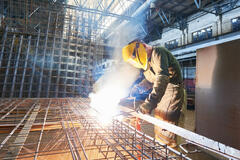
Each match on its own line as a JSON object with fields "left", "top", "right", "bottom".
{"left": 177, "top": 109, "right": 219, "bottom": 160}
{"left": 139, "top": 108, "right": 220, "bottom": 160}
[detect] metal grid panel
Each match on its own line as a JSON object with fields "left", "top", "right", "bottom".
{"left": 0, "top": 0, "right": 107, "bottom": 98}
{"left": 0, "top": 98, "right": 189, "bottom": 159}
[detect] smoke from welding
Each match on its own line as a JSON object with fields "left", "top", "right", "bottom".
{"left": 89, "top": 61, "right": 139, "bottom": 125}
{"left": 91, "top": 19, "right": 147, "bottom": 97}
{"left": 89, "top": 18, "right": 147, "bottom": 124}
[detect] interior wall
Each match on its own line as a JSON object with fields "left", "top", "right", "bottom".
{"left": 196, "top": 39, "right": 240, "bottom": 149}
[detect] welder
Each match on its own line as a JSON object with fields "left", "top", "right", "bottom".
{"left": 122, "top": 40, "right": 184, "bottom": 148}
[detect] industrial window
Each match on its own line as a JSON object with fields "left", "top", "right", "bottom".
{"left": 165, "top": 39, "right": 179, "bottom": 50}
{"left": 192, "top": 27, "right": 212, "bottom": 42}
{"left": 232, "top": 17, "right": 240, "bottom": 32}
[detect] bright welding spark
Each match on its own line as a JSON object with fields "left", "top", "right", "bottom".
{"left": 89, "top": 85, "right": 127, "bottom": 126}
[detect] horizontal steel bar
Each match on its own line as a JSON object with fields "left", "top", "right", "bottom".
{"left": 0, "top": 100, "right": 26, "bottom": 120}
{"left": 0, "top": 100, "right": 38, "bottom": 150}
{"left": 119, "top": 106, "right": 240, "bottom": 160}
{"left": 7, "top": 104, "right": 40, "bottom": 158}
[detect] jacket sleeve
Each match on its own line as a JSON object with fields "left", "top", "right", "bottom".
{"left": 137, "top": 79, "right": 153, "bottom": 93}
{"left": 144, "top": 48, "right": 170, "bottom": 108}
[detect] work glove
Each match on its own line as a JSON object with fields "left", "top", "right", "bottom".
{"left": 139, "top": 102, "right": 153, "bottom": 114}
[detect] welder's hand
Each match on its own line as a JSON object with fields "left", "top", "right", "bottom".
{"left": 139, "top": 102, "right": 152, "bottom": 114}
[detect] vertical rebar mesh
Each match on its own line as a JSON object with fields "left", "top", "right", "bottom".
{"left": 0, "top": 0, "right": 105, "bottom": 98}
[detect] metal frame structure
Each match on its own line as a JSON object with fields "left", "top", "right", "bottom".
{"left": 0, "top": 0, "right": 109, "bottom": 98}
{"left": 2, "top": 0, "right": 238, "bottom": 98}
{"left": 120, "top": 106, "right": 240, "bottom": 160}
{"left": 0, "top": 0, "right": 149, "bottom": 98}
{"left": 0, "top": 98, "right": 239, "bottom": 159}
{"left": 144, "top": 0, "right": 240, "bottom": 41}
{"left": 0, "top": 98, "right": 190, "bottom": 159}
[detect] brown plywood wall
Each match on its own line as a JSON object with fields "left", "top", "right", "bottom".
{"left": 196, "top": 39, "right": 240, "bottom": 149}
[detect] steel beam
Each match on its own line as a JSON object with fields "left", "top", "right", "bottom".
{"left": 65, "top": 4, "right": 136, "bottom": 21}
{"left": 161, "top": 9, "right": 170, "bottom": 24}
{"left": 74, "top": 0, "right": 80, "bottom": 6}
{"left": 222, "top": 0, "right": 240, "bottom": 14}
{"left": 230, "top": 0, "right": 239, "bottom": 8}
{"left": 82, "top": 0, "right": 88, "bottom": 8}
{"left": 162, "top": 0, "right": 188, "bottom": 10}
{"left": 95, "top": 0, "right": 116, "bottom": 31}
{"left": 96, "top": 0, "right": 103, "bottom": 10}
{"left": 105, "top": 0, "right": 158, "bottom": 40}
{"left": 157, "top": 10, "right": 166, "bottom": 24}
{"left": 194, "top": 0, "right": 202, "bottom": 8}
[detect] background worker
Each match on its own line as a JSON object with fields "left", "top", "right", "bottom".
{"left": 122, "top": 40, "right": 184, "bottom": 148}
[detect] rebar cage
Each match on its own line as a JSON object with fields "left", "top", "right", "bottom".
{"left": 0, "top": 0, "right": 107, "bottom": 98}
{"left": 0, "top": 98, "right": 190, "bottom": 159}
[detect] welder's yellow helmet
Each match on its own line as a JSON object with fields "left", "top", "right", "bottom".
{"left": 122, "top": 41, "right": 148, "bottom": 70}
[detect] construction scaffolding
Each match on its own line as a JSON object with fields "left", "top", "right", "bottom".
{"left": 0, "top": 98, "right": 190, "bottom": 159}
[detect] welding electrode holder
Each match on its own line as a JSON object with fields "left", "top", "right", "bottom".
{"left": 130, "top": 85, "right": 144, "bottom": 97}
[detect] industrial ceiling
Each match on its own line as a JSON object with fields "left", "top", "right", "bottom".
{"left": 64, "top": 0, "right": 240, "bottom": 42}
{"left": 1, "top": 0, "right": 238, "bottom": 42}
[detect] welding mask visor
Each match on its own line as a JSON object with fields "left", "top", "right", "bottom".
{"left": 122, "top": 41, "right": 148, "bottom": 70}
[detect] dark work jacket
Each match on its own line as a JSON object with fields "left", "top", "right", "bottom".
{"left": 143, "top": 47, "right": 184, "bottom": 122}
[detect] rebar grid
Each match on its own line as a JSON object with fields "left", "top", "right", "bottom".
{"left": 0, "top": 0, "right": 108, "bottom": 98}
{"left": 0, "top": 98, "right": 190, "bottom": 159}
{"left": 73, "top": 98, "right": 189, "bottom": 160}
